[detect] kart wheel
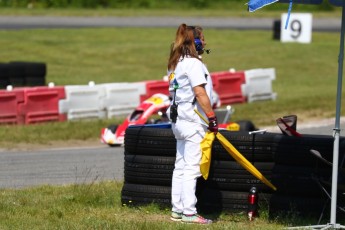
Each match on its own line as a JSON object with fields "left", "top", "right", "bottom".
{"left": 236, "top": 120, "right": 256, "bottom": 132}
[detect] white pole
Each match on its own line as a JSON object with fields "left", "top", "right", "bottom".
{"left": 330, "top": 1, "right": 345, "bottom": 225}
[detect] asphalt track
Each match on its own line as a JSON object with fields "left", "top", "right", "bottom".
{"left": 0, "top": 145, "right": 123, "bottom": 189}
{"left": 1, "top": 120, "right": 344, "bottom": 189}
{"left": 0, "top": 16, "right": 341, "bottom": 32}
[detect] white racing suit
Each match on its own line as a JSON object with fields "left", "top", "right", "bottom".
{"left": 167, "top": 56, "right": 214, "bottom": 215}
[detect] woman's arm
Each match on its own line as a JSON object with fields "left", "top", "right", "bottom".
{"left": 194, "top": 84, "right": 218, "bottom": 133}
{"left": 193, "top": 85, "right": 215, "bottom": 118}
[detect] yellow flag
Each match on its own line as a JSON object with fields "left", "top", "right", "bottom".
{"left": 200, "top": 131, "right": 216, "bottom": 180}
{"left": 196, "top": 109, "right": 277, "bottom": 191}
{"left": 215, "top": 132, "right": 277, "bottom": 191}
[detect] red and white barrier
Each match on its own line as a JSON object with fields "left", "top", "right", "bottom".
{"left": 139, "top": 80, "right": 169, "bottom": 103}
{"left": 18, "top": 86, "right": 66, "bottom": 124}
{"left": 242, "top": 68, "right": 277, "bottom": 103}
{"left": 59, "top": 83, "right": 106, "bottom": 120}
{"left": 0, "top": 86, "right": 65, "bottom": 124}
{"left": 0, "top": 88, "right": 24, "bottom": 124}
{"left": 211, "top": 70, "right": 246, "bottom": 105}
{"left": 101, "top": 82, "right": 146, "bottom": 118}
{"left": 0, "top": 68, "right": 276, "bottom": 125}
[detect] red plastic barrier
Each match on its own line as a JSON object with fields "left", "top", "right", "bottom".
{"left": 0, "top": 89, "right": 24, "bottom": 124}
{"left": 139, "top": 80, "right": 169, "bottom": 102}
{"left": 17, "top": 86, "right": 66, "bottom": 124}
{"left": 211, "top": 71, "right": 246, "bottom": 105}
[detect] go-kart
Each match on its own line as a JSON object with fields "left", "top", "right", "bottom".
{"left": 101, "top": 93, "right": 171, "bottom": 146}
{"left": 100, "top": 93, "right": 256, "bottom": 147}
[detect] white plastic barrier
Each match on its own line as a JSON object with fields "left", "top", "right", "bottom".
{"left": 59, "top": 84, "right": 106, "bottom": 120}
{"left": 100, "top": 82, "right": 146, "bottom": 118}
{"left": 241, "top": 68, "right": 277, "bottom": 103}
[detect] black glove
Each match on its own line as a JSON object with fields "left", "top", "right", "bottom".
{"left": 208, "top": 116, "right": 218, "bottom": 134}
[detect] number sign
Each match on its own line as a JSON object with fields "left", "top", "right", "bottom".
{"left": 281, "top": 13, "right": 312, "bottom": 44}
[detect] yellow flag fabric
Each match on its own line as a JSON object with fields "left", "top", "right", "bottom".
{"left": 200, "top": 131, "right": 277, "bottom": 191}
{"left": 200, "top": 131, "right": 216, "bottom": 180}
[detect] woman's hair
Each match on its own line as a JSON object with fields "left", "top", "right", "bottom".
{"left": 167, "top": 24, "right": 203, "bottom": 71}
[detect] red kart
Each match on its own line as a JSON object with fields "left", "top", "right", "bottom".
{"left": 101, "top": 93, "right": 171, "bottom": 146}
{"left": 100, "top": 93, "right": 256, "bottom": 147}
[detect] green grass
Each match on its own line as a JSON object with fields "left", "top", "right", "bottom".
{"left": 0, "top": 5, "right": 343, "bottom": 146}
{"left": 0, "top": 27, "right": 343, "bottom": 145}
{"left": 0, "top": 181, "right": 321, "bottom": 229}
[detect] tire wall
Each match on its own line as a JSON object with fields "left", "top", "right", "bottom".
{"left": 271, "top": 134, "right": 345, "bottom": 220}
{"left": 122, "top": 127, "right": 174, "bottom": 207}
{"left": 121, "top": 126, "right": 345, "bottom": 220}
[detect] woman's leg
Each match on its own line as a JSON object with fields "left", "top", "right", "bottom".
{"left": 171, "top": 138, "right": 184, "bottom": 213}
{"left": 171, "top": 121, "right": 206, "bottom": 215}
{"left": 181, "top": 128, "right": 205, "bottom": 215}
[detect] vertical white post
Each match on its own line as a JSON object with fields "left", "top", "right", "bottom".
{"left": 330, "top": 1, "right": 345, "bottom": 225}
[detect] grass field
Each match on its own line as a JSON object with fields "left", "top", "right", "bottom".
{"left": 0, "top": 26, "right": 343, "bottom": 145}
{"left": 0, "top": 181, "right": 322, "bottom": 229}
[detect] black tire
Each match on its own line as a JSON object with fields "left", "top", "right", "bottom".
{"left": 10, "top": 61, "right": 46, "bottom": 76}
{"left": 121, "top": 183, "right": 171, "bottom": 206}
{"left": 8, "top": 62, "right": 25, "bottom": 86}
{"left": 124, "top": 154, "right": 274, "bottom": 190}
{"left": 121, "top": 182, "right": 272, "bottom": 213}
{"left": 271, "top": 164, "right": 332, "bottom": 197}
{"left": 211, "top": 131, "right": 277, "bottom": 162}
{"left": 125, "top": 154, "right": 175, "bottom": 165}
{"left": 9, "top": 62, "right": 46, "bottom": 87}
{"left": 124, "top": 126, "right": 176, "bottom": 156}
{"left": 25, "top": 77, "right": 45, "bottom": 86}
{"left": 204, "top": 160, "right": 274, "bottom": 192}
{"left": 125, "top": 127, "right": 277, "bottom": 161}
{"left": 269, "top": 194, "right": 327, "bottom": 219}
{"left": 271, "top": 175, "right": 324, "bottom": 197}
{"left": 274, "top": 134, "right": 345, "bottom": 166}
{"left": 123, "top": 127, "right": 277, "bottom": 190}
{"left": 197, "top": 187, "right": 272, "bottom": 213}
{"left": 124, "top": 154, "right": 175, "bottom": 186}
{"left": 0, "top": 63, "right": 10, "bottom": 89}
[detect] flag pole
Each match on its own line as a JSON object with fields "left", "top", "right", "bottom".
{"left": 330, "top": 0, "right": 345, "bottom": 226}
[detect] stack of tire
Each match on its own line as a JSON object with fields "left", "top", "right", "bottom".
{"left": 121, "top": 125, "right": 345, "bottom": 221}
{"left": 121, "top": 125, "right": 175, "bottom": 207}
{"left": 0, "top": 63, "right": 10, "bottom": 89}
{"left": 0, "top": 61, "right": 46, "bottom": 88}
{"left": 121, "top": 125, "right": 276, "bottom": 214}
{"left": 195, "top": 130, "right": 276, "bottom": 213}
{"left": 270, "top": 134, "right": 345, "bottom": 220}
